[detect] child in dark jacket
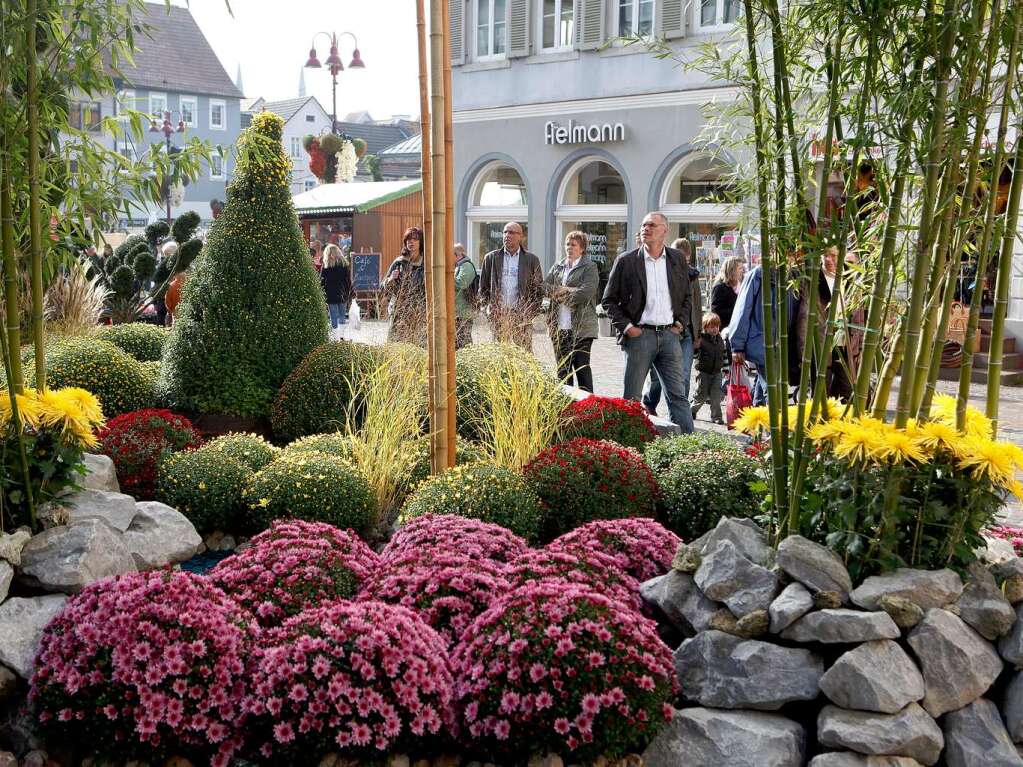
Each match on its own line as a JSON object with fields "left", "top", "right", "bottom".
{"left": 691, "top": 312, "right": 727, "bottom": 424}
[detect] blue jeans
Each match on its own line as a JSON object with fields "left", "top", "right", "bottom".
{"left": 623, "top": 328, "right": 695, "bottom": 434}
{"left": 643, "top": 330, "right": 694, "bottom": 412}
{"left": 328, "top": 302, "right": 349, "bottom": 329}
{"left": 751, "top": 368, "right": 768, "bottom": 405}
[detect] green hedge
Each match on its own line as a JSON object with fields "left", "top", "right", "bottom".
{"left": 95, "top": 323, "right": 169, "bottom": 362}
{"left": 644, "top": 431, "right": 741, "bottom": 474}
{"left": 658, "top": 448, "right": 761, "bottom": 539}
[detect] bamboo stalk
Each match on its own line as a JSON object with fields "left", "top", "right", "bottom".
{"left": 26, "top": 0, "right": 45, "bottom": 392}
{"left": 1, "top": 150, "right": 23, "bottom": 393}
{"left": 441, "top": 0, "right": 457, "bottom": 467}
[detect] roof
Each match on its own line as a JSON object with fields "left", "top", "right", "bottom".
{"left": 293, "top": 180, "right": 422, "bottom": 216}
{"left": 255, "top": 96, "right": 329, "bottom": 123}
{"left": 380, "top": 134, "right": 422, "bottom": 157}
{"left": 115, "top": 4, "right": 242, "bottom": 99}
{"left": 334, "top": 122, "right": 411, "bottom": 156}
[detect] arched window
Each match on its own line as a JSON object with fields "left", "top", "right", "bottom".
{"left": 659, "top": 152, "right": 741, "bottom": 281}
{"left": 466, "top": 162, "right": 528, "bottom": 262}
{"left": 555, "top": 158, "right": 629, "bottom": 289}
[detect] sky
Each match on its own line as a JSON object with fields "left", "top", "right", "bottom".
{"left": 176, "top": 0, "right": 423, "bottom": 120}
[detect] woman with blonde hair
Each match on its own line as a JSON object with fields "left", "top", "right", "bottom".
{"left": 320, "top": 242, "right": 353, "bottom": 339}
{"left": 711, "top": 255, "right": 746, "bottom": 330}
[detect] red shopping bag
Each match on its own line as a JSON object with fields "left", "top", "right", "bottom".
{"left": 726, "top": 361, "right": 753, "bottom": 430}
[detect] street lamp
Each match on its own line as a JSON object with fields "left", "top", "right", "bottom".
{"left": 304, "top": 31, "right": 366, "bottom": 134}
{"left": 149, "top": 110, "right": 185, "bottom": 225}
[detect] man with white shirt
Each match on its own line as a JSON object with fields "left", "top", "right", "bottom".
{"left": 479, "top": 221, "right": 543, "bottom": 350}
{"left": 602, "top": 211, "right": 695, "bottom": 433}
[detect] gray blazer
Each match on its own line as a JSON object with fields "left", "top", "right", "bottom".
{"left": 544, "top": 255, "right": 600, "bottom": 340}
{"left": 479, "top": 248, "right": 543, "bottom": 316}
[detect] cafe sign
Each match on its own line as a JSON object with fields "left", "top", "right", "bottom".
{"left": 545, "top": 120, "right": 626, "bottom": 146}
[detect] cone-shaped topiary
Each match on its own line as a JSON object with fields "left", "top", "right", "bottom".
{"left": 159, "top": 111, "right": 329, "bottom": 417}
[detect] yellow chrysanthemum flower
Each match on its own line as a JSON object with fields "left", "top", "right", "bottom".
{"left": 929, "top": 393, "right": 993, "bottom": 439}
{"left": 1008, "top": 479, "right": 1023, "bottom": 502}
{"left": 915, "top": 420, "right": 966, "bottom": 458}
{"left": 958, "top": 436, "right": 1017, "bottom": 486}
{"left": 865, "top": 429, "right": 928, "bottom": 465}
{"left": 832, "top": 423, "right": 874, "bottom": 463}
{"left": 807, "top": 418, "right": 852, "bottom": 444}
{"left": 825, "top": 397, "right": 852, "bottom": 421}
{"left": 60, "top": 387, "right": 104, "bottom": 426}
{"left": 0, "top": 390, "right": 44, "bottom": 431}
{"left": 733, "top": 406, "right": 770, "bottom": 435}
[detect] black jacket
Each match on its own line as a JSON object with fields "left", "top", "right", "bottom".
{"left": 695, "top": 332, "right": 727, "bottom": 374}
{"left": 320, "top": 263, "right": 353, "bottom": 305}
{"left": 601, "top": 246, "right": 692, "bottom": 342}
{"left": 711, "top": 280, "right": 738, "bottom": 329}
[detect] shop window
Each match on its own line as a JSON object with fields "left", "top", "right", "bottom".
{"left": 467, "top": 162, "right": 529, "bottom": 262}
{"left": 564, "top": 161, "right": 626, "bottom": 205}
{"left": 618, "top": 0, "right": 654, "bottom": 35}
{"left": 541, "top": 0, "right": 574, "bottom": 49}
{"left": 69, "top": 101, "right": 102, "bottom": 131}
{"left": 698, "top": 0, "right": 740, "bottom": 29}
{"left": 476, "top": 0, "right": 507, "bottom": 58}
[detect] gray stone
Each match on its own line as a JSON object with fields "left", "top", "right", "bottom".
{"left": 19, "top": 519, "right": 136, "bottom": 593}
{"left": 672, "top": 542, "right": 702, "bottom": 573}
{"left": 980, "top": 536, "right": 1019, "bottom": 566}
{"left": 817, "top": 703, "right": 943, "bottom": 766}
{"left": 218, "top": 534, "right": 237, "bottom": 552}
{"left": 819, "top": 640, "right": 925, "bottom": 713}
{"left": 695, "top": 540, "right": 780, "bottom": 617}
{"left": 957, "top": 563, "right": 1016, "bottom": 640}
{"left": 80, "top": 453, "right": 119, "bottom": 493}
{"left": 56, "top": 489, "right": 138, "bottom": 532}
{"left": 851, "top": 568, "right": 963, "bottom": 611}
{"left": 1002, "top": 671, "right": 1023, "bottom": 742}
{"left": 1007, "top": 575, "right": 1023, "bottom": 605}
{"left": 908, "top": 608, "right": 1003, "bottom": 718}
{"left": 642, "top": 707, "right": 805, "bottom": 767}
{"left": 994, "top": 557, "right": 1023, "bottom": 581}
{"left": 698, "top": 517, "right": 774, "bottom": 568}
{"left": 943, "top": 698, "right": 1023, "bottom": 767}
{"left": 640, "top": 570, "right": 719, "bottom": 636}
{"left": 0, "top": 530, "right": 31, "bottom": 567}
{"left": 769, "top": 582, "right": 815, "bottom": 633}
{"left": 777, "top": 535, "right": 853, "bottom": 600}
{"left": 674, "top": 630, "right": 824, "bottom": 710}
{"left": 0, "top": 665, "right": 16, "bottom": 702}
{"left": 781, "top": 608, "right": 900, "bottom": 644}
{"left": 0, "top": 595, "right": 67, "bottom": 677}
{"left": 880, "top": 594, "right": 926, "bottom": 629}
{"left": 122, "top": 502, "right": 201, "bottom": 570}
{"left": 809, "top": 756, "right": 924, "bottom": 767}
{"left": 0, "top": 561, "right": 11, "bottom": 603}
{"left": 1000, "top": 604, "right": 1023, "bottom": 666}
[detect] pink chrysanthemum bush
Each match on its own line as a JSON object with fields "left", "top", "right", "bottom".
{"left": 451, "top": 581, "right": 677, "bottom": 761}
{"left": 30, "top": 571, "right": 250, "bottom": 766}
{"left": 548, "top": 518, "right": 682, "bottom": 583}
{"left": 244, "top": 600, "right": 454, "bottom": 762}
{"left": 210, "top": 520, "right": 379, "bottom": 627}
{"left": 986, "top": 525, "right": 1023, "bottom": 556}
{"left": 383, "top": 514, "right": 529, "bottom": 564}
{"left": 508, "top": 547, "right": 644, "bottom": 614}
{"left": 523, "top": 438, "right": 661, "bottom": 541}
{"left": 360, "top": 550, "right": 514, "bottom": 646}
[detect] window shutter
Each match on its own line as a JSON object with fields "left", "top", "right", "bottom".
{"left": 656, "top": 0, "right": 687, "bottom": 38}
{"left": 507, "top": 0, "right": 531, "bottom": 57}
{"left": 450, "top": 0, "right": 466, "bottom": 65}
{"left": 576, "top": 0, "right": 605, "bottom": 49}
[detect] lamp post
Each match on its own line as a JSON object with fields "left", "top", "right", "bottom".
{"left": 304, "top": 31, "right": 366, "bottom": 134}
{"left": 149, "top": 110, "right": 185, "bottom": 225}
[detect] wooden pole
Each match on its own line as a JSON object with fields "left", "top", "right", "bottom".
{"left": 428, "top": 0, "right": 451, "bottom": 471}
{"left": 441, "top": 0, "right": 457, "bottom": 465}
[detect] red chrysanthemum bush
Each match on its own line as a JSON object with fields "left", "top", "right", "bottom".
{"left": 548, "top": 518, "right": 682, "bottom": 583}
{"left": 451, "top": 581, "right": 677, "bottom": 761}
{"left": 524, "top": 438, "right": 661, "bottom": 541}
{"left": 383, "top": 514, "right": 529, "bottom": 564}
{"left": 244, "top": 600, "right": 454, "bottom": 761}
{"left": 210, "top": 520, "right": 379, "bottom": 627}
{"left": 359, "top": 551, "right": 513, "bottom": 646}
{"left": 560, "top": 396, "right": 657, "bottom": 451}
{"left": 30, "top": 571, "right": 250, "bottom": 766}
{"left": 507, "top": 547, "right": 644, "bottom": 614}
{"left": 97, "top": 408, "right": 203, "bottom": 499}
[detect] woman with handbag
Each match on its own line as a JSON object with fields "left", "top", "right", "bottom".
{"left": 320, "top": 243, "right": 353, "bottom": 341}
{"left": 544, "top": 230, "right": 599, "bottom": 392}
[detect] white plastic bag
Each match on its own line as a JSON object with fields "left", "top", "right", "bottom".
{"left": 349, "top": 300, "right": 361, "bottom": 331}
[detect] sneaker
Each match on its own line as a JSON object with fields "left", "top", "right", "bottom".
{"left": 712, "top": 417, "right": 725, "bottom": 425}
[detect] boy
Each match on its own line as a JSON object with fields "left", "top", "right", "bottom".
{"left": 691, "top": 312, "right": 727, "bottom": 424}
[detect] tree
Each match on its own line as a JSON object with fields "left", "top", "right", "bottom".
{"left": 160, "top": 112, "right": 329, "bottom": 418}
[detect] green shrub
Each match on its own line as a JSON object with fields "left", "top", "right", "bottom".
{"left": 243, "top": 453, "right": 376, "bottom": 534}
{"left": 32, "top": 337, "right": 154, "bottom": 418}
{"left": 270, "top": 341, "right": 379, "bottom": 442}
{"left": 156, "top": 449, "right": 253, "bottom": 534}
{"left": 644, "top": 432, "right": 741, "bottom": 474}
{"left": 139, "top": 360, "right": 161, "bottom": 390}
{"left": 204, "top": 433, "right": 280, "bottom": 471}
{"left": 401, "top": 462, "right": 545, "bottom": 542}
{"left": 159, "top": 111, "right": 329, "bottom": 418}
{"left": 658, "top": 449, "right": 761, "bottom": 539}
{"left": 95, "top": 323, "right": 169, "bottom": 362}
{"left": 406, "top": 436, "right": 488, "bottom": 489}
{"left": 282, "top": 432, "right": 357, "bottom": 460}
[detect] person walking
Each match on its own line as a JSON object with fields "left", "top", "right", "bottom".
{"left": 691, "top": 312, "right": 727, "bottom": 424}
{"left": 728, "top": 264, "right": 768, "bottom": 406}
{"left": 711, "top": 255, "right": 746, "bottom": 330}
{"left": 479, "top": 221, "right": 543, "bottom": 350}
{"left": 383, "top": 227, "right": 427, "bottom": 347}
{"left": 320, "top": 243, "right": 353, "bottom": 340}
{"left": 544, "top": 230, "right": 599, "bottom": 392}
{"left": 602, "top": 211, "right": 695, "bottom": 434}
{"left": 643, "top": 237, "right": 702, "bottom": 414}
{"left": 453, "top": 243, "right": 478, "bottom": 349}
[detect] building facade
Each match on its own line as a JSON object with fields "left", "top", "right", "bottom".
{"left": 450, "top": 0, "right": 744, "bottom": 282}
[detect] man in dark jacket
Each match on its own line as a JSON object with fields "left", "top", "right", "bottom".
{"left": 479, "top": 222, "right": 543, "bottom": 351}
{"left": 602, "top": 212, "right": 694, "bottom": 433}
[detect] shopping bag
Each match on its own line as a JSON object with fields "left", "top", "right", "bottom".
{"left": 726, "top": 361, "right": 753, "bottom": 430}
{"left": 348, "top": 300, "right": 361, "bottom": 331}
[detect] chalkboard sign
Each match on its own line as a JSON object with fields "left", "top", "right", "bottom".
{"left": 352, "top": 253, "right": 381, "bottom": 291}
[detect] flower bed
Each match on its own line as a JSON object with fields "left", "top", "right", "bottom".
{"left": 560, "top": 395, "right": 657, "bottom": 450}
{"left": 548, "top": 518, "right": 681, "bottom": 583}
{"left": 383, "top": 514, "right": 528, "bottom": 564}
{"left": 507, "top": 547, "right": 643, "bottom": 614}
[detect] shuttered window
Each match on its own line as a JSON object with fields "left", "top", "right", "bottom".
{"left": 576, "top": 0, "right": 605, "bottom": 49}
{"left": 450, "top": 0, "right": 466, "bottom": 64}
{"left": 508, "top": 0, "right": 531, "bottom": 56}
{"left": 656, "top": 0, "right": 687, "bottom": 38}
